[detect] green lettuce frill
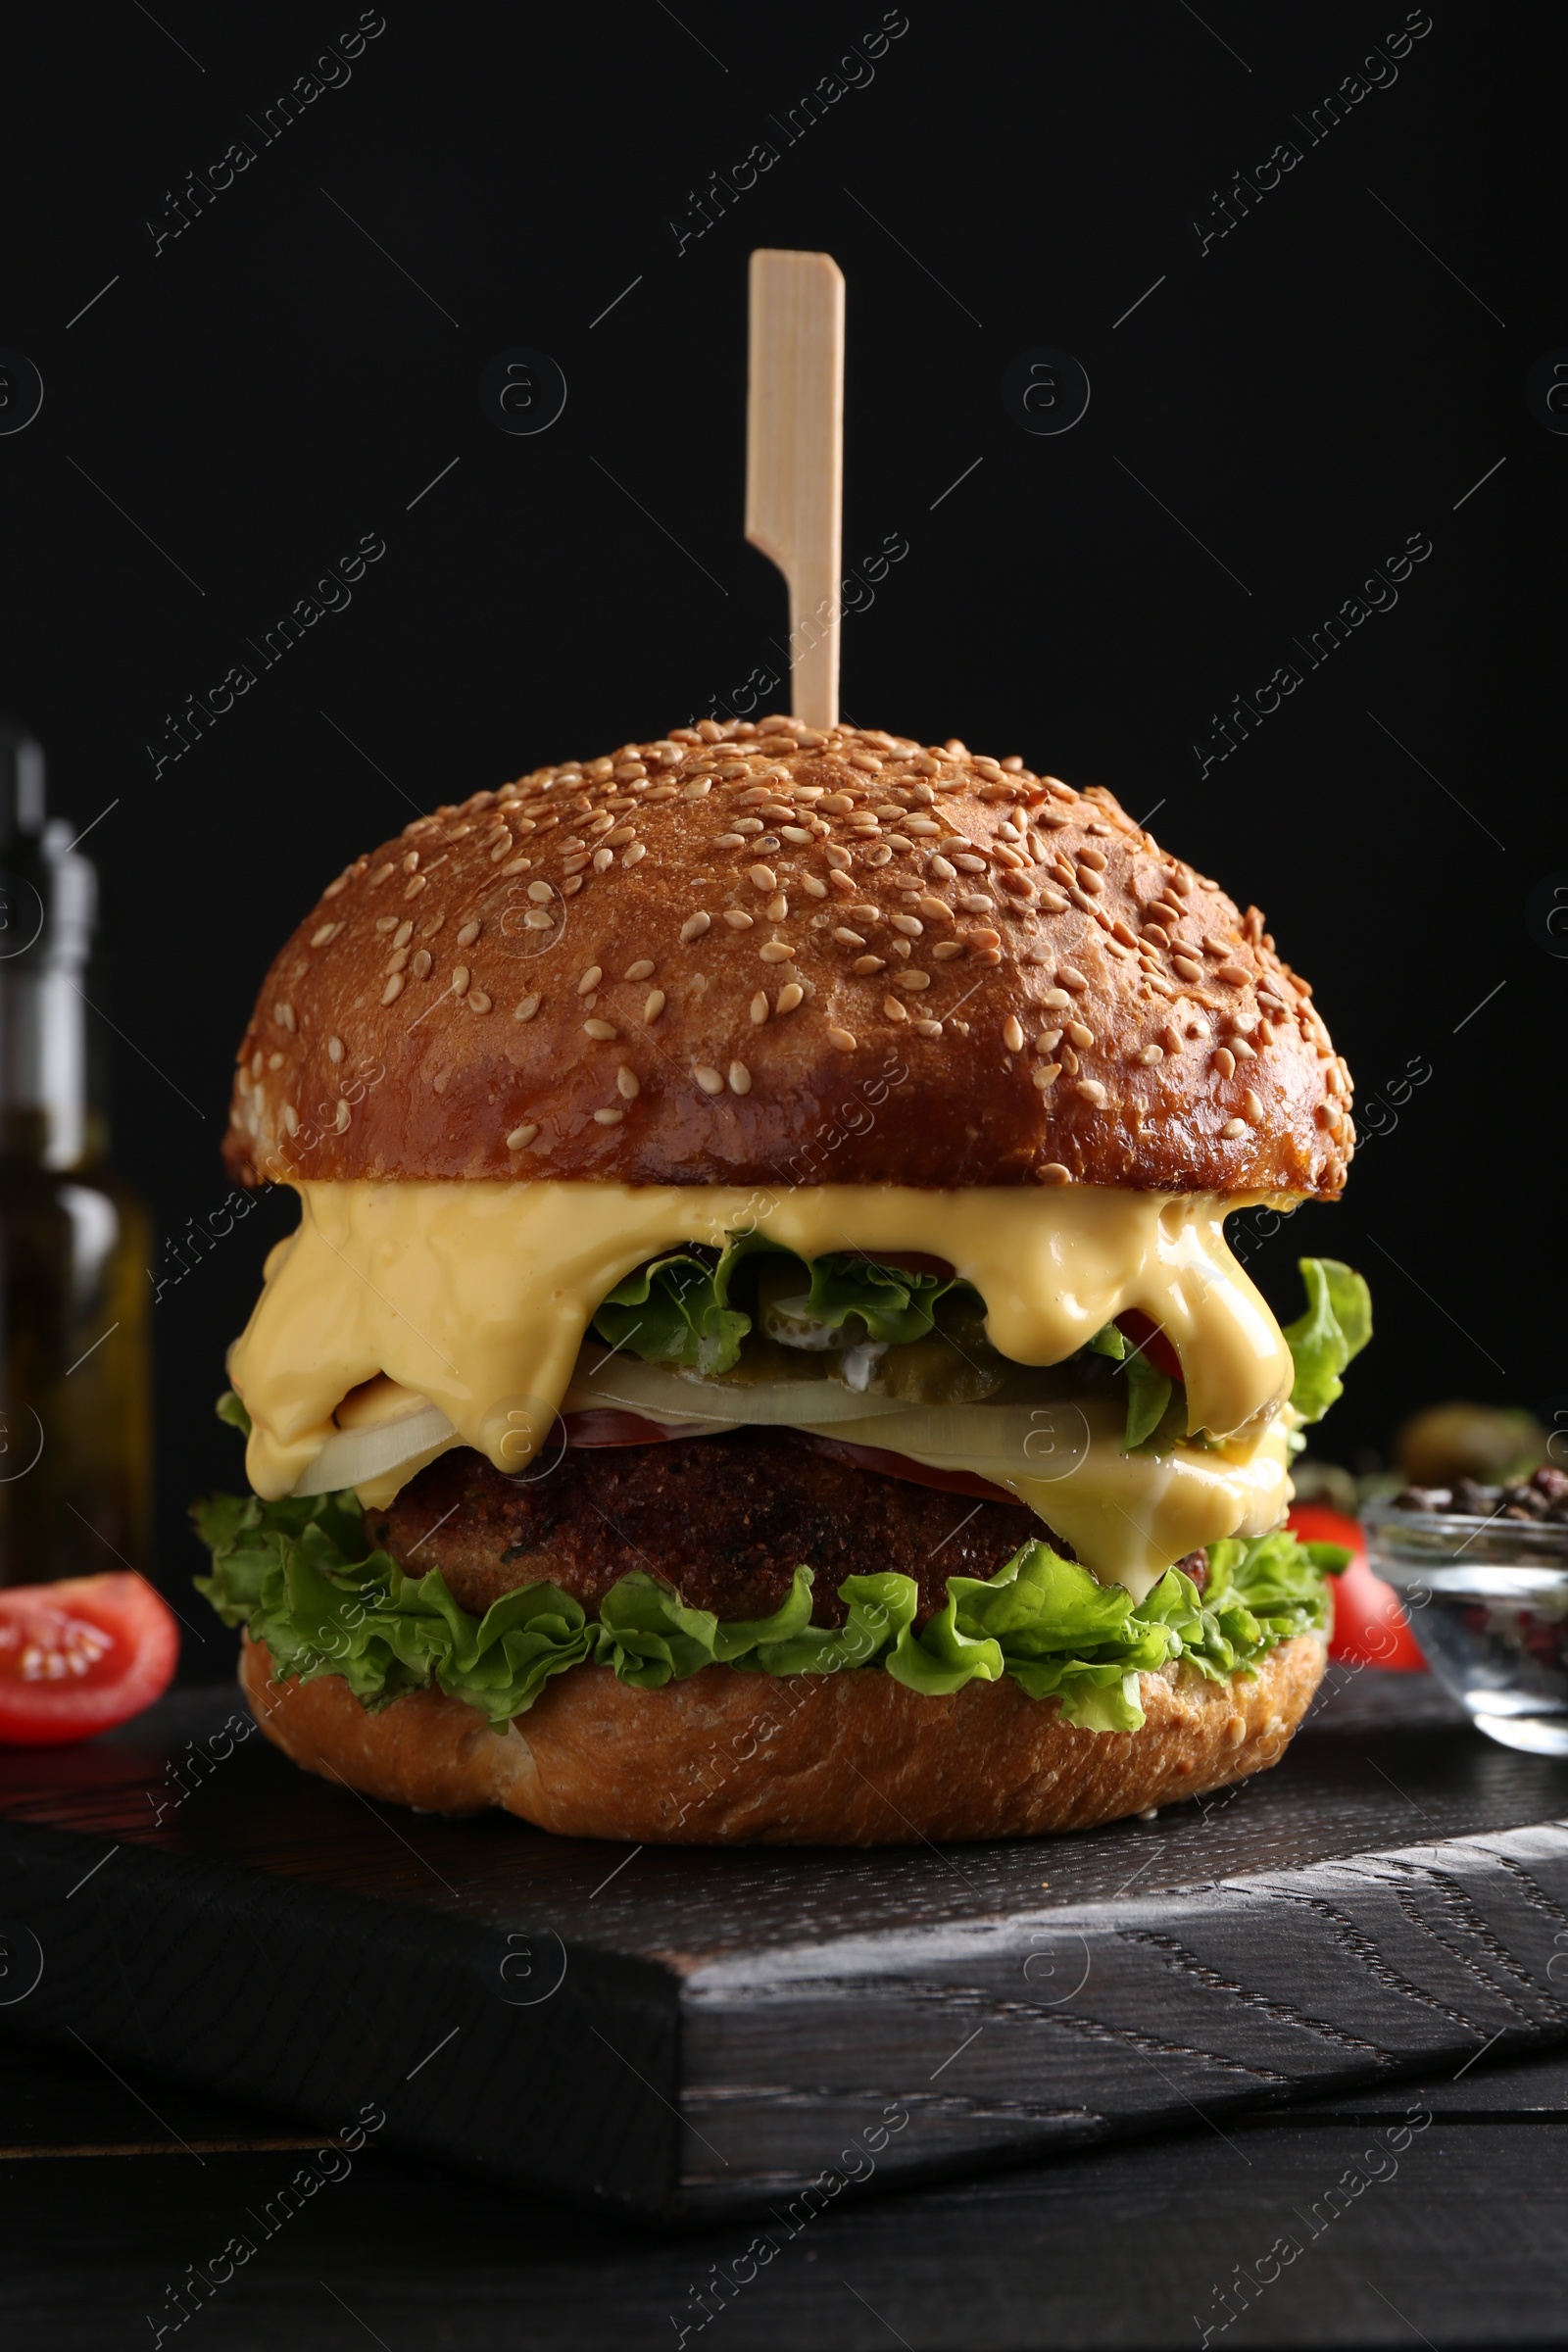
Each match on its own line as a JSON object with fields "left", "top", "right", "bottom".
{"left": 193, "top": 1489, "right": 1344, "bottom": 1739}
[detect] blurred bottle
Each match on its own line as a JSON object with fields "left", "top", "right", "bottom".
{"left": 0, "top": 726, "right": 152, "bottom": 1583}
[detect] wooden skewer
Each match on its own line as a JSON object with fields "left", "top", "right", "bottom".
{"left": 745, "top": 249, "right": 846, "bottom": 732}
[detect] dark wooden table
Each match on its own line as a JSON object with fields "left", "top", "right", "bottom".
{"left": 3, "top": 1669, "right": 1565, "bottom": 2350}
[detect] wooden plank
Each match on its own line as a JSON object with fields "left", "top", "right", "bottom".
{"left": 745, "top": 248, "right": 845, "bottom": 728}
{"left": 3, "top": 2094, "right": 1566, "bottom": 2347}
{"left": 0, "top": 1675, "right": 1566, "bottom": 2219}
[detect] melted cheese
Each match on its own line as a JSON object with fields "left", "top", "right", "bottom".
{"left": 228, "top": 1180, "right": 1295, "bottom": 1595}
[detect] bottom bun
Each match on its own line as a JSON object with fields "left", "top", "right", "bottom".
{"left": 239, "top": 1633, "right": 1327, "bottom": 1845}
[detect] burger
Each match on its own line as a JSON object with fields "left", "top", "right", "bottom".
{"left": 195, "top": 716, "right": 1369, "bottom": 1843}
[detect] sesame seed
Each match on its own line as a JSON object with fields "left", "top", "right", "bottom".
{"left": 334, "top": 1099, "right": 352, "bottom": 1132}
{"left": 385, "top": 948, "right": 410, "bottom": 974}
{"left": 766, "top": 892, "right": 789, "bottom": 920}
{"left": 527, "top": 881, "right": 554, "bottom": 903}
{"left": 380, "top": 974, "right": 405, "bottom": 1005}
{"left": 514, "top": 995, "right": 541, "bottom": 1021}
{"left": 957, "top": 893, "right": 995, "bottom": 916}
{"left": 749, "top": 863, "right": 777, "bottom": 892}
{"left": 593, "top": 1106, "right": 624, "bottom": 1125}
{"left": 895, "top": 970, "right": 932, "bottom": 992}
{"left": 624, "top": 959, "right": 656, "bottom": 981}
{"left": 1221, "top": 1117, "right": 1247, "bottom": 1140}
{"left": 326, "top": 1035, "right": 344, "bottom": 1063}
{"left": 775, "top": 983, "right": 804, "bottom": 1014}
{"left": 1212, "top": 1047, "right": 1237, "bottom": 1080}
{"left": 623, "top": 842, "right": 647, "bottom": 865}
{"left": 311, "top": 922, "right": 337, "bottom": 948}
{"left": 883, "top": 995, "right": 908, "bottom": 1021}
{"left": 404, "top": 875, "right": 428, "bottom": 900}
{"left": 1243, "top": 1089, "right": 1263, "bottom": 1122}
{"left": 507, "top": 1123, "right": 539, "bottom": 1151}
{"left": 523, "top": 910, "right": 555, "bottom": 931}
{"left": 759, "top": 940, "right": 794, "bottom": 963}
{"left": 644, "top": 990, "right": 666, "bottom": 1022}
{"left": 680, "top": 913, "right": 710, "bottom": 943}
{"left": 1037, "top": 1027, "right": 1063, "bottom": 1051}
{"left": 853, "top": 955, "right": 886, "bottom": 974}
{"left": 282, "top": 1103, "right": 299, "bottom": 1136}
{"left": 1161, "top": 1024, "right": 1184, "bottom": 1054}
{"left": 824, "top": 845, "right": 852, "bottom": 870}
{"left": 889, "top": 913, "right": 923, "bottom": 938}
{"left": 576, "top": 965, "right": 603, "bottom": 996}
{"left": 1057, "top": 967, "right": 1088, "bottom": 993}
{"left": 452, "top": 964, "right": 471, "bottom": 995}
{"left": 583, "top": 1018, "right": 617, "bottom": 1040}
{"left": 593, "top": 849, "right": 613, "bottom": 872}
{"left": 1077, "top": 846, "right": 1107, "bottom": 872}
{"left": 467, "top": 990, "right": 492, "bottom": 1014}
{"left": 1037, "top": 1162, "right": 1072, "bottom": 1185}
{"left": 728, "top": 1060, "right": 752, "bottom": 1095}
{"left": 1076, "top": 1079, "right": 1107, "bottom": 1106}
{"left": 1003, "top": 1015, "right": 1024, "bottom": 1052}
{"left": 682, "top": 779, "right": 712, "bottom": 799}
{"left": 931, "top": 942, "right": 963, "bottom": 960}
{"left": 723, "top": 908, "right": 756, "bottom": 931}
{"left": 1033, "top": 1063, "right": 1061, "bottom": 1089}
{"left": 268, "top": 1053, "right": 283, "bottom": 1070}
{"left": 369, "top": 863, "right": 395, "bottom": 887}
{"left": 1172, "top": 954, "right": 1202, "bottom": 983}
{"left": 750, "top": 991, "right": 770, "bottom": 1025}
{"left": 1066, "top": 1021, "right": 1095, "bottom": 1051}
{"left": 694, "top": 1064, "right": 724, "bottom": 1095}
{"left": 1137, "top": 1045, "right": 1163, "bottom": 1065}
{"left": 833, "top": 927, "right": 865, "bottom": 948}
{"left": 827, "top": 1026, "right": 858, "bottom": 1052}
{"left": 801, "top": 875, "right": 828, "bottom": 900}
{"left": 1216, "top": 961, "right": 1250, "bottom": 987}
{"left": 412, "top": 949, "right": 432, "bottom": 980}
{"left": 910, "top": 1018, "right": 944, "bottom": 1037}
{"left": 928, "top": 855, "right": 956, "bottom": 881}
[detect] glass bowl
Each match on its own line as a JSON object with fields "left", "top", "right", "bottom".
{"left": 1364, "top": 1497, "right": 1568, "bottom": 1754}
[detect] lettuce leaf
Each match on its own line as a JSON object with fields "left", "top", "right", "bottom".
{"left": 194, "top": 1483, "right": 1336, "bottom": 1739}
{"left": 591, "top": 1234, "right": 980, "bottom": 1377}
{"left": 588, "top": 1250, "right": 751, "bottom": 1377}
{"left": 1080, "top": 1322, "right": 1175, "bottom": 1452}
{"left": 1283, "top": 1257, "right": 1373, "bottom": 1424}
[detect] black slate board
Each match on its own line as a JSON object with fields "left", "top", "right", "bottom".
{"left": 1, "top": 1665, "right": 1565, "bottom": 2220}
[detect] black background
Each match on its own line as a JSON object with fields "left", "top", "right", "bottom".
{"left": 0, "top": 0, "right": 1560, "bottom": 1633}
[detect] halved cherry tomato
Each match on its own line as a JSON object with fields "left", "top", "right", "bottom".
{"left": 1115, "top": 1308, "right": 1185, "bottom": 1384}
{"left": 1288, "top": 1502, "right": 1426, "bottom": 1672}
{"left": 0, "top": 1573, "right": 179, "bottom": 1745}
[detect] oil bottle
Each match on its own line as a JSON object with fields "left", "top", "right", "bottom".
{"left": 0, "top": 726, "right": 152, "bottom": 1583}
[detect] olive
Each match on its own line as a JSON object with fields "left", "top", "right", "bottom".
{"left": 1395, "top": 1401, "right": 1546, "bottom": 1488}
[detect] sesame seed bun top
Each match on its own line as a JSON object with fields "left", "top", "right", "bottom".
{"left": 220, "top": 717, "right": 1354, "bottom": 1196}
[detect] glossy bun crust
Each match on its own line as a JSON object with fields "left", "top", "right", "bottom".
{"left": 240, "top": 1631, "right": 1327, "bottom": 1846}
{"left": 222, "top": 720, "right": 1352, "bottom": 1196}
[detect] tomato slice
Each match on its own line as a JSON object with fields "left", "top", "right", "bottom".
{"left": 1287, "top": 1502, "right": 1427, "bottom": 1672}
{"left": 0, "top": 1573, "right": 180, "bottom": 1745}
{"left": 1114, "top": 1309, "right": 1185, "bottom": 1384}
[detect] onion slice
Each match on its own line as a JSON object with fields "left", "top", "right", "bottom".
{"left": 294, "top": 1399, "right": 457, "bottom": 1497}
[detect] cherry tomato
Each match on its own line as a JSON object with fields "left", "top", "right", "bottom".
{"left": 0, "top": 1573, "right": 179, "bottom": 1745}
{"left": 1288, "top": 1503, "right": 1426, "bottom": 1672}
{"left": 1114, "top": 1309, "right": 1185, "bottom": 1384}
